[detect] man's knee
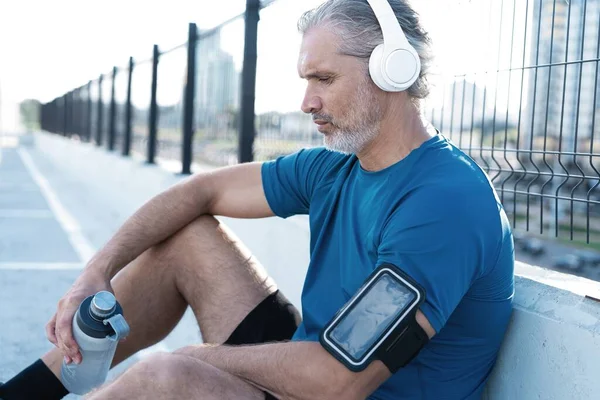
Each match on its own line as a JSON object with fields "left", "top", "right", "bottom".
{"left": 150, "top": 214, "right": 219, "bottom": 261}
{"left": 173, "top": 345, "right": 201, "bottom": 358}
{"left": 173, "top": 214, "right": 220, "bottom": 242}
{"left": 127, "top": 352, "right": 197, "bottom": 389}
{"left": 129, "top": 352, "right": 179, "bottom": 379}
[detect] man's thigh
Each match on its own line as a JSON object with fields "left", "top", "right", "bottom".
{"left": 90, "top": 353, "right": 267, "bottom": 400}
{"left": 169, "top": 216, "right": 301, "bottom": 400}
{"left": 168, "top": 215, "right": 300, "bottom": 344}
{"left": 164, "top": 215, "right": 275, "bottom": 343}
{"left": 168, "top": 355, "right": 266, "bottom": 399}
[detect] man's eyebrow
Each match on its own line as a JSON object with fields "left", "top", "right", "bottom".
{"left": 299, "top": 70, "right": 334, "bottom": 80}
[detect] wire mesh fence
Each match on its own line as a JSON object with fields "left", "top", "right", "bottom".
{"left": 253, "top": 0, "right": 322, "bottom": 161}
{"left": 112, "top": 66, "right": 128, "bottom": 153}
{"left": 130, "top": 58, "right": 153, "bottom": 159}
{"left": 421, "top": 0, "right": 600, "bottom": 247}
{"left": 100, "top": 73, "right": 112, "bottom": 147}
{"left": 156, "top": 45, "right": 187, "bottom": 168}
{"left": 89, "top": 80, "right": 99, "bottom": 144}
{"left": 193, "top": 16, "right": 246, "bottom": 166}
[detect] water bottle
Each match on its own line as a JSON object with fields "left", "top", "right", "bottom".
{"left": 60, "top": 291, "right": 130, "bottom": 395}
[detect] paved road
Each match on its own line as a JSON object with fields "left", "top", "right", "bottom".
{"left": 0, "top": 140, "right": 199, "bottom": 399}
{"left": 514, "top": 234, "right": 600, "bottom": 282}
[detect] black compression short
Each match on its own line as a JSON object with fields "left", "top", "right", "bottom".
{"left": 224, "top": 290, "right": 301, "bottom": 400}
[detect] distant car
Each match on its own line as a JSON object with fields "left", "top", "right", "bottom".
{"left": 553, "top": 254, "right": 584, "bottom": 271}
{"left": 520, "top": 238, "right": 545, "bottom": 256}
{"left": 575, "top": 250, "right": 600, "bottom": 267}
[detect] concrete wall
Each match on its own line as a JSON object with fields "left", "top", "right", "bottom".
{"left": 30, "top": 132, "right": 600, "bottom": 399}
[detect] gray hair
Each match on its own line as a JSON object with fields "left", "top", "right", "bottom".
{"left": 297, "top": 0, "right": 433, "bottom": 102}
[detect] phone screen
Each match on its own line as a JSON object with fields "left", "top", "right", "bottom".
{"left": 328, "top": 272, "right": 416, "bottom": 362}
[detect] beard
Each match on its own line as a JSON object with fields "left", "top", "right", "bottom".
{"left": 313, "top": 77, "right": 383, "bottom": 155}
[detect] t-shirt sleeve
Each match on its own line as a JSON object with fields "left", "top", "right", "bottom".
{"left": 376, "top": 188, "right": 490, "bottom": 334}
{"left": 261, "top": 147, "right": 339, "bottom": 218}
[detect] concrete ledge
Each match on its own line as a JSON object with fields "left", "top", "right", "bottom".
{"left": 33, "top": 132, "right": 600, "bottom": 399}
{"left": 484, "top": 263, "right": 600, "bottom": 399}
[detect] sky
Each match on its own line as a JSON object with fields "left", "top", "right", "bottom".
{"left": 0, "top": 0, "right": 532, "bottom": 131}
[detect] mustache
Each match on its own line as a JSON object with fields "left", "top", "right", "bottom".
{"left": 312, "top": 113, "right": 333, "bottom": 123}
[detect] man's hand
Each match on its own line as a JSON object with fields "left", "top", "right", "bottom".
{"left": 46, "top": 265, "right": 113, "bottom": 365}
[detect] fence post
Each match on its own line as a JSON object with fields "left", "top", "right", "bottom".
{"left": 239, "top": 0, "right": 260, "bottom": 163}
{"left": 53, "top": 99, "right": 57, "bottom": 133}
{"left": 73, "top": 90, "right": 78, "bottom": 137}
{"left": 73, "top": 88, "right": 80, "bottom": 138}
{"left": 148, "top": 44, "right": 159, "bottom": 164}
{"left": 47, "top": 102, "right": 50, "bottom": 132}
{"left": 108, "top": 66, "right": 118, "bottom": 151}
{"left": 63, "top": 94, "right": 69, "bottom": 137}
{"left": 123, "top": 57, "right": 134, "bottom": 156}
{"left": 72, "top": 89, "right": 78, "bottom": 138}
{"left": 51, "top": 101, "right": 55, "bottom": 133}
{"left": 182, "top": 23, "right": 197, "bottom": 175}
{"left": 87, "top": 81, "right": 92, "bottom": 142}
{"left": 78, "top": 88, "right": 84, "bottom": 138}
{"left": 96, "top": 75, "right": 104, "bottom": 146}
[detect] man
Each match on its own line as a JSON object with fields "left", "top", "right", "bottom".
{"left": 0, "top": 0, "right": 514, "bottom": 399}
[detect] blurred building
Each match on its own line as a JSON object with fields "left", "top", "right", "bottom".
{"left": 195, "top": 29, "right": 240, "bottom": 136}
{"left": 521, "top": 0, "right": 600, "bottom": 150}
{"left": 428, "top": 79, "right": 490, "bottom": 136}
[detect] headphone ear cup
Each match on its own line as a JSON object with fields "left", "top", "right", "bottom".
{"left": 369, "top": 43, "right": 394, "bottom": 92}
{"left": 386, "top": 47, "right": 421, "bottom": 91}
{"left": 369, "top": 43, "right": 421, "bottom": 93}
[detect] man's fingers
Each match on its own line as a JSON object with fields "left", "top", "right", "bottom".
{"left": 56, "top": 314, "right": 79, "bottom": 361}
{"left": 46, "top": 314, "right": 58, "bottom": 346}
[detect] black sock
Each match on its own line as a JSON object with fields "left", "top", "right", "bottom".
{"left": 0, "top": 359, "right": 69, "bottom": 400}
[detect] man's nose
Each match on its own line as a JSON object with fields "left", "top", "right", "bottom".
{"left": 301, "top": 91, "right": 322, "bottom": 115}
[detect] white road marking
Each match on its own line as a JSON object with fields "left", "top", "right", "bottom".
{"left": 17, "top": 148, "right": 97, "bottom": 263}
{"left": 0, "top": 209, "right": 54, "bottom": 218}
{"left": 0, "top": 262, "right": 84, "bottom": 270}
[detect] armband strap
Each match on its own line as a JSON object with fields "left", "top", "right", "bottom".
{"left": 377, "top": 314, "right": 430, "bottom": 373}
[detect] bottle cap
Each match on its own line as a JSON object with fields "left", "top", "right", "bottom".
{"left": 90, "top": 291, "right": 117, "bottom": 319}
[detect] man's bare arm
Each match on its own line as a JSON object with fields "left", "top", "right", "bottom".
{"left": 93, "top": 162, "right": 272, "bottom": 279}
{"left": 50, "top": 162, "right": 273, "bottom": 363}
{"left": 176, "top": 311, "right": 436, "bottom": 400}
{"left": 177, "top": 341, "right": 388, "bottom": 400}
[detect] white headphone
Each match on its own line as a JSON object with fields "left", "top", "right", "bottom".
{"left": 366, "top": 0, "right": 421, "bottom": 92}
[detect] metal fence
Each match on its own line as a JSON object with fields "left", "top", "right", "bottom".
{"left": 39, "top": 0, "right": 600, "bottom": 246}
{"left": 419, "top": 0, "right": 600, "bottom": 247}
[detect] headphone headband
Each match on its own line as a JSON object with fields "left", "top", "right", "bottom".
{"left": 366, "top": 0, "right": 411, "bottom": 50}
{"left": 365, "top": 0, "right": 421, "bottom": 92}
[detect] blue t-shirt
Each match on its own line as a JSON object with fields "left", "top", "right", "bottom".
{"left": 261, "top": 134, "right": 514, "bottom": 400}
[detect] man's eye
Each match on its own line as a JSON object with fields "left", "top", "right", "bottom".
{"left": 319, "top": 77, "right": 333, "bottom": 84}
